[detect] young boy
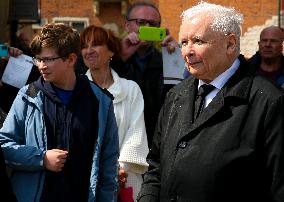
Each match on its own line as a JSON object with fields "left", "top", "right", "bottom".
{"left": 0, "top": 23, "right": 119, "bottom": 202}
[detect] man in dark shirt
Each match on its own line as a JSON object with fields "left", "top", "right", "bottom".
{"left": 113, "top": 2, "right": 177, "bottom": 146}
{"left": 249, "top": 26, "right": 284, "bottom": 90}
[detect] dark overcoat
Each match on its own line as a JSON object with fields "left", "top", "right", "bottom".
{"left": 138, "top": 56, "right": 284, "bottom": 202}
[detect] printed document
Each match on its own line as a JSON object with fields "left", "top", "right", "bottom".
{"left": 2, "top": 55, "right": 33, "bottom": 88}
{"left": 162, "top": 47, "right": 185, "bottom": 84}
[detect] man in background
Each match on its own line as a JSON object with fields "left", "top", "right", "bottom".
{"left": 113, "top": 1, "right": 177, "bottom": 146}
{"left": 249, "top": 26, "right": 284, "bottom": 90}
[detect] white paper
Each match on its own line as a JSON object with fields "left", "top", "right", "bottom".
{"left": 162, "top": 47, "right": 186, "bottom": 84}
{"left": 2, "top": 55, "right": 33, "bottom": 88}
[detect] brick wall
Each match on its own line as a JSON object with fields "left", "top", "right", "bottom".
{"left": 159, "top": 0, "right": 278, "bottom": 38}
{"left": 158, "top": 0, "right": 279, "bottom": 57}
{"left": 41, "top": 0, "right": 127, "bottom": 35}
{"left": 39, "top": 0, "right": 280, "bottom": 57}
{"left": 40, "top": 0, "right": 279, "bottom": 36}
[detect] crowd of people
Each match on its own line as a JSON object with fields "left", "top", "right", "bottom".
{"left": 1, "top": 1, "right": 284, "bottom": 202}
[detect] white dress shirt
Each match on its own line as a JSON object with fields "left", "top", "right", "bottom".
{"left": 198, "top": 58, "right": 240, "bottom": 108}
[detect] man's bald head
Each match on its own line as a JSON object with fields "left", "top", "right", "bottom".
{"left": 259, "top": 26, "right": 284, "bottom": 60}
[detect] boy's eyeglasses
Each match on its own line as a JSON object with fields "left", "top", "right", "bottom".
{"left": 32, "top": 56, "right": 65, "bottom": 66}
{"left": 127, "top": 18, "right": 161, "bottom": 27}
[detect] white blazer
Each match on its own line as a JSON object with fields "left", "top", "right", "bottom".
{"left": 86, "top": 68, "right": 149, "bottom": 200}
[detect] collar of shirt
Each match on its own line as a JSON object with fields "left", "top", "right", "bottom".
{"left": 198, "top": 58, "right": 240, "bottom": 108}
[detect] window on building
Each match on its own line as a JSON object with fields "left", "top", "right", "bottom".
{"left": 52, "top": 17, "right": 89, "bottom": 33}
{"left": 32, "top": 18, "right": 48, "bottom": 30}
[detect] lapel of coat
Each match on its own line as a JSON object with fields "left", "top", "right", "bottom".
{"left": 176, "top": 78, "right": 196, "bottom": 130}
{"left": 178, "top": 83, "right": 226, "bottom": 141}
{"left": 178, "top": 56, "right": 253, "bottom": 142}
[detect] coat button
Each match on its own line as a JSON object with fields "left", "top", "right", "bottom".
{"left": 177, "top": 141, "right": 188, "bottom": 148}
{"left": 170, "top": 195, "right": 177, "bottom": 201}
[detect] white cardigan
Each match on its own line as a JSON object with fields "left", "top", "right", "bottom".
{"left": 86, "top": 69, "right": 149, "bottom": 199}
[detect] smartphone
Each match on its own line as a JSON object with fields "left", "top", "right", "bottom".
{"left": 138, "top": 26, "right": 166, "bottom": 41}
{"left": 0, "top": 44, "right": 8, "bottom": 57}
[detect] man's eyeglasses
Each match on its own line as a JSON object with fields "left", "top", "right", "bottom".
{"left": 127, "top": 18, "right": 160, "bottom": 27}
{"left": 32, "top": 56, "right": 65, "bottom": 66}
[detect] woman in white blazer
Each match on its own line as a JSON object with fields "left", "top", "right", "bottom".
{"left": 80, "top": 25, "right": 149, "bottom": 200}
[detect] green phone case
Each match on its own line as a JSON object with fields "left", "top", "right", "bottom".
{"left": 138, "top": 26, "right": 166, "bottom": 41}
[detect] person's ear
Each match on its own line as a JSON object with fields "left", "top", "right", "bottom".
{"left": 68, "top": 53, "right": 77, "bottom": 66}
{"left": 108, "top": 50, "right": 114, "bottom": 60}
{"left": 226, "top": 33, "right": 237, "bottom": 54}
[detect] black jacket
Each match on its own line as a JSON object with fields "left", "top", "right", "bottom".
{"left": 112, "top": 48, "right": 173, "bottom": 146}
{"left": 138, "top": 56, "right": 284, "bottom": 202}
{"left": 248, "top": 51, "right": 284, "bottom": 91}
{"left": 0, "top": 147, "right": 17, "bottom": 201}
{"left": 34, "top": 75, "right": 99, "bottom": 202}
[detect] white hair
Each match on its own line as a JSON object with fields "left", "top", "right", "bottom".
{"left": 181, "top": 1, "right": 243, "bottom": 39}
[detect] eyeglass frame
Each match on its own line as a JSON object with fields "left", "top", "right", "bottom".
{"left": 32, "top": 56, "right": 66, "bottom": 66}
{"left": 127, "top": 18, "right": 161, "bottom": 27}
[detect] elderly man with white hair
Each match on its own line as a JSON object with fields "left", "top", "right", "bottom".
{"left": 137, "top": 1, "right": 284, "bottom": 202}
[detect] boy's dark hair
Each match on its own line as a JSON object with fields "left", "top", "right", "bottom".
{"left": 30, "top": 23, "right": 80, "bottom": 57}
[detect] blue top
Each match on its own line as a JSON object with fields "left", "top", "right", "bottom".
{"left": 53, "top": 85, "right": 73, "bottom": 105}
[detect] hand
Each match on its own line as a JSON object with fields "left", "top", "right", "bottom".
{"left": 118, "top": 168, "right": 128, "bottom": 188}
{"left": 120, "top": 32, "right": 144, "bottom": 61}
{"left": 161, "top": 28, "right": 179, "bottom": 54}
{"left": 8, "top": 47, "right": 23, "bottom": 57}
{"left": 43, "top": 149, "right": 68, "bottom": 172}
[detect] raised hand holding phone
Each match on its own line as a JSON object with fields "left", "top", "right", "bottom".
{"left": 138, "top": 26, "right": 166, "bottom": 41}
